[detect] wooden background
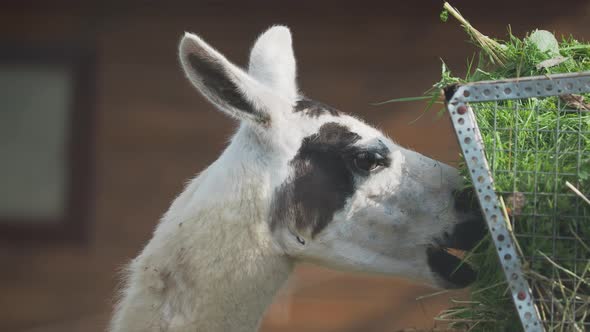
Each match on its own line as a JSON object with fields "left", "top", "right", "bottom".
{"left": 1, "top": 1, "right": 588, "bottom": 331}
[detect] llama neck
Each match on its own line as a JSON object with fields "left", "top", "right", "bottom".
{"left": 113, "top": 127, "right": 295, "bottom": 332}
{"left": 128, "top": 220, "right": 294, "bottom": 332}
{"left": 170, "top": 215, "right": 293, "bottom": 331}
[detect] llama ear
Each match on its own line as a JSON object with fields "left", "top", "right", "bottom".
{"left": 248, "top": 26, "right": 297, "bottom": 102}
{"left": 179, "top": 32, "right": 286, "bottom": 126}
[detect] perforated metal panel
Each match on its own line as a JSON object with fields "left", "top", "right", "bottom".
{"left": 446, "top": 72, "right": 590, "bottom": 332}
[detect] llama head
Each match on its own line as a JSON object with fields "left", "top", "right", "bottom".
{"left": 178, "top": 26, "right": 485, "bottom": 289}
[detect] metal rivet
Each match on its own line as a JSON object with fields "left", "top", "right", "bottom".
{"left": 457, "top": 105, "right": 468, "bottom": 114}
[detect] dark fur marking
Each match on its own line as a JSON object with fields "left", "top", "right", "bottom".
{"left": 271, "top": 122, "right": 361, "bottom": 237}
{"left": 444, "top": 187, "right": 486, "bottom": 250}
{"left": 187, "top": 54, "right": 268, "bottom": 122}
{"left": 444, "top": 219, "right": 487, "bottom": 251}
{"left": 294, "top": 98, "right": 341, "bottom": 118}
{"left": 452, "top": 187, "right": 479, "bottom": 213}
{"left": 427, "top": 247, "right": 476, "bottom": 288}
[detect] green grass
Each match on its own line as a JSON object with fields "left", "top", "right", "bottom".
{"left": 384, "top": 4, "right": 590, "bottom": 331}
{"left": 444, "top": 95, "right": 590, "bottom": 331}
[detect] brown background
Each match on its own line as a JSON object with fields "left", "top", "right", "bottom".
{"left": 1, "top": 1, "right": 589, "bottom": 331}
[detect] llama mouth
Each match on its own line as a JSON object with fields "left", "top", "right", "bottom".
{"left": 427, "top": 218, "right": 486, "bottom": 289}
{"left": 427, "top": 246, "right": 476, "bottom": 289}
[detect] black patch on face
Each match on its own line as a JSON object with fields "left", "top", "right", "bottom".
{"left": 428, "top": 187, "right": 486, "bottom": 289}
{"left": 443, "top": 219, "right": 488, "bottom": 251}
{"left": 271, "top": 122, "right": 361, "bottom": 237}
{"left": 187, "top": 54, "right": 267, "bottom": 122}
{"left": 294, "top": 98, "right": 341, "bottom": 118}
{"left": 453, "top": 187, "right": 480, "bottom": 213}
{"left": 427, "top": 246, "right": 476, "bottom": 289}
{"left": 445, "top": 187, "right": 487, "bottom": 250}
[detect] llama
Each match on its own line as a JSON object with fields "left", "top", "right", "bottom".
{"left": 110, "top": 26, "right": 485, "bottom": 332}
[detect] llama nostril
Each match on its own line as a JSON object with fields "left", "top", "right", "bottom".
{"left": 446, "top": 217, "right": 487, "bottom": 250}
{"left": 453, "top": 188, "right": 480, "bottom": 213}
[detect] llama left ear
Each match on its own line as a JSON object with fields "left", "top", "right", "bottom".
{"left": 179, "top": 32, "right": 288, "bottom": 126}
{"left": 248, "top": 26, "right": 297, "bottom": 102}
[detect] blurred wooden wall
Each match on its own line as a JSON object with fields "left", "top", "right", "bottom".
{"left": 0, "top": 1, "right": 588, "bottom": 331}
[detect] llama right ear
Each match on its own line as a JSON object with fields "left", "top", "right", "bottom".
{"left": 179, "top": 32, "right": 286, "bottom": 126}
{"left": 248, "top": 26, "right": 297, "bottom": 102}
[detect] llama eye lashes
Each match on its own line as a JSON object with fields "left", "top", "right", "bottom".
{"left": 296, "top": 236, "right": 306, "bottom": 245}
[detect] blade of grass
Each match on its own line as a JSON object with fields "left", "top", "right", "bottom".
{"left": 371, "top": 95, "right": 433, "bottom": 105}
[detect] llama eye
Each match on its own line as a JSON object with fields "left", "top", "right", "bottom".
{"left": 296, "top": 236, "right": 306, "bottom": 245}
{"left": 353, "top": 152, "right": 384, "bottom": 173}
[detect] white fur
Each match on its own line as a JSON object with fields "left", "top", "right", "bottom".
{"left": 179, "top": 31, "right": 293, "bottom": 126}
{"left": 249, "top": 25, "right": 298, "bottom": 102}
{"left": 110, "top": 26, "right": 470, "bottom": 332}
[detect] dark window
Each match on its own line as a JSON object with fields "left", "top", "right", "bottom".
{"left": 0, "top": 45, "right": 95, "bottom": 243}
